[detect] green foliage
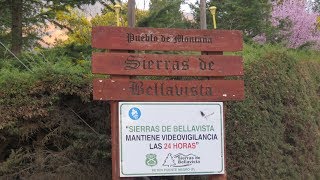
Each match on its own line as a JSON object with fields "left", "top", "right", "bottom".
{"left": 190, "top": 0, "right": 272, "bottom": 39}
{"left": 138, "top": 0, "right": 192, "bottom": 28}
{"left": 55, "top": 5, "right": 148, "bottom": 46}
{"left": 226, "top": 48, "right": 320, "bottom": 179}
{"left": 242, "top": 43, "right": 320, "bottom": 64}
{"left": 0, "top": 50, "right": 111, "bottom": 179}
{"left": 0, "top": 0, "right": 102, "bottom": 54}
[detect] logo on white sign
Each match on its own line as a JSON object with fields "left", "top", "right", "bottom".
{"left": 163, "top": 153, "right": 200, "bottom": 167}
{"left": 129, "top": 107, "right": 141, "bottom": 120}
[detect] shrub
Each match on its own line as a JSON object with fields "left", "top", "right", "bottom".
{"left": 0, "top": 53, "right": 111, "bottom": 179}
{"left": 226, "top": 49, "right": 320, "bottom": 179}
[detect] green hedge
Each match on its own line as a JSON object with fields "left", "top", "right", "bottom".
{"left": 0, "top": 45, "right": 319, "bottom": 179}
{"left": 0, "top": 53, "right": 112, "bottom": 179}
{"left": 226, "top": 50, "right": 320, "bottom": 179}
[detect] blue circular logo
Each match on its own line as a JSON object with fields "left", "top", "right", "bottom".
{"left": 129, "top": 107, "right": 141, "bottom": 120}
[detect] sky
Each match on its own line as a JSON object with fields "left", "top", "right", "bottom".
{"left": 132, "top": 0, "right": 198, "bottom": 12}
{"left": 82, "top": 0, "right": 199, "bottom": 18}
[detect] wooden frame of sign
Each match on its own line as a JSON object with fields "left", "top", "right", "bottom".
{"left": 92, "top": 26, "right": 244, "bottom": 180}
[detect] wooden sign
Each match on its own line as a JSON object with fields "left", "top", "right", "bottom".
{"left": 92, "top": 26, "right": 243, "bottom": 51}
{"left": 92, "top": 53, "right": 243, "bottom": 76}
{"left": 91, "top": 25, "right": 244, "bottom": 180}
{"left": 93, "top": 79, "right": 244, "bottom": 101}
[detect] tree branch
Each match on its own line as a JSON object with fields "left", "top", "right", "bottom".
{"left": 50, "top": 20, "right": 74, "bottom": 33}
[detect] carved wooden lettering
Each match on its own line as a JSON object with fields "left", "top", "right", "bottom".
{"left": 92, "top": 53, "right": 243, "bottom": 76}
{"left": 92, "top": 26, "right": 243, "bottom": 51}
{"left": 93, "top": 79, "right": 245, "bottom": 101}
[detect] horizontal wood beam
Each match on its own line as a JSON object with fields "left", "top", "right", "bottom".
{"left": 92, "top": 53, "right": 244, "bottom": 77}
{"left": 93, "top": 79, "right": 244, "bottom": 101}
{"left": 92, "top": 26, "right": 243, "bottom": 52}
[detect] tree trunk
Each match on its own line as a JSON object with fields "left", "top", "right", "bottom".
{"left": 10, "top": 0, "right": 23, "bottom": 56}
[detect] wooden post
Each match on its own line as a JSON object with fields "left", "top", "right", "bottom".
{"left": 128, "top": 0, "right": 135, "bottom": 27}
{"left": 207, "top": 52, "right": 227, "bottom": 180}
{"left": 201, "top": 1, "right": 226, "bottom": 180}
{"left": 110, "top": 99, "right": 120, "bottom": 180}
{"left": 206, "top": 5, "right": 226, "bottom": 180}
{"left": 111, "top": 1, "right": 135, "bottom": 179}
{"left": 200, "top": 0, "right": 207, "bottom": 30}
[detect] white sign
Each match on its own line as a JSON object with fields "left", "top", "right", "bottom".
{"left": 119, "top": 102, "right": 224, "bottom": 177}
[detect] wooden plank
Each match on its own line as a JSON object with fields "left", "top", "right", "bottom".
{"left": 93, "top": 79, "right": 244, "bottom": 101}
{"left": 92, "top": 26, "right": 243, "bottom": 51}
{"left": 92, "top": 53, "right": 243, "bottom": 77}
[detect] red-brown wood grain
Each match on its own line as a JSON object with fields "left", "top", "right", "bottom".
{"left": 92, "top": 53, "right": 244, "bottom": 77}
{"left": 93, "top": 79, "right": 244, "bottom": 101}
{"left": 92, "top": 26, "right": 243, "bottom": 51}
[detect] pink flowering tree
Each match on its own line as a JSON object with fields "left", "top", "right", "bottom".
{"left": 256, "top": 0, "right": 320, "bottom": 49}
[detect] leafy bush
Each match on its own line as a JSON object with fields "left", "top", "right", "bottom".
{"left": 0, "top": 52, "right": 111, "bottom": 179}
{"left": 226, "top": 49, "right": 320, "bottom": 179}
